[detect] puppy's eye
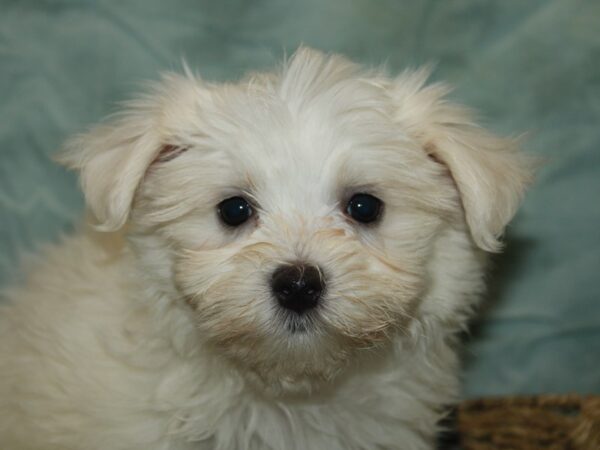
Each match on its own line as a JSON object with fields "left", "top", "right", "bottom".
{"left": 218, "top": 196, "right": 253, "bottom": 226}
{"left": 346, "top": 193, "right": 382, "bottom": 224}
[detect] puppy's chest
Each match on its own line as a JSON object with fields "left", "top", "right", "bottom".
{"left": 163, "top": 375, "right": 432, "bottom": 450}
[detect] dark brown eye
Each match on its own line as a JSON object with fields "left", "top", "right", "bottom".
{"left": 346, "top": 193, "right": 382, "bottom": 223}
{"left": 218, "top": 197, "right": 253, "bottom": 226}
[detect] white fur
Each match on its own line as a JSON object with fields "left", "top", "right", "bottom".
{"left": 0, "top": 48, "right": 533, "bottom": 450}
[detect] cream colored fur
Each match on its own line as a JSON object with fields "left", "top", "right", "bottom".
{"left": 0, "top": 48, "right": 532, "bottom": 450}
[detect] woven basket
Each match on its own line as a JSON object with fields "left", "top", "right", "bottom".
{"left": 450, "top": 395, "right": 600, "bottom": 450}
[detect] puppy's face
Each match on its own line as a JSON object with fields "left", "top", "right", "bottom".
{"left": 133, "top": 77, "right": 455, "bottom": 391}
{"left": 60, "top": 49, "right": 532, "bottom": 393}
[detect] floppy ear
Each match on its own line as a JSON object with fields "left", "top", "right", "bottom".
{"left": 391, "top": 70, "right": 535, "bottom": 252}
{"left": 56, "top": 112, "right": 162, "bottom": 231}
{"left": 55, "top": 73, "right": 199, "bottom": 231}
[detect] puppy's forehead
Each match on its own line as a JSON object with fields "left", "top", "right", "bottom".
{"left": 199, "top": 78, "right": 403, "bottom": 209}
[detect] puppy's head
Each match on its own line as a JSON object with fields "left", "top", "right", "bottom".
{"left": 59, "top": 48, "right": 532, "bottom": 393}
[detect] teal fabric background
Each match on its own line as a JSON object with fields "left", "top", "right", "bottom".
{"left": 1, "top": 0, "right": 599, "bottom": 398}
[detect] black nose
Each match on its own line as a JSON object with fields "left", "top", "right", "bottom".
{"left": 271, "top": 264, "right": 324, "bottom": 314}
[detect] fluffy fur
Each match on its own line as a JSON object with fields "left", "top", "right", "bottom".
{"left": 0, "top": 48, "right": 533, "bottom": 450}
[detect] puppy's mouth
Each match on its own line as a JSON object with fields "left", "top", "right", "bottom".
{"left": 277, "top": 309, "right": 319, "bottom": 334}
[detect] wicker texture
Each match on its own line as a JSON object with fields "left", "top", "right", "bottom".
{"left": 455, "top": 395, "right": 600, "bottom": 450}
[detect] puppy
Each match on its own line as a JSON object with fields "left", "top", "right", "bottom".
{"left": 0, "top": 48, "right": 532, "bottom": 450}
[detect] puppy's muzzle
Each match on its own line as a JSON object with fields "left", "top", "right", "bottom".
{"left": 271, "top": 263, "right": 325, "bottom": 314}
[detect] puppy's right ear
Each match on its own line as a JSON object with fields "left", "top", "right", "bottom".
{"left": 56, "top": 112, "right": 161, "bottom": 231}
{"left": 56, "top": 73, "right": 200, "bottom": 231}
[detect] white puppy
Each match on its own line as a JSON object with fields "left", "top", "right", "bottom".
{"left": 0, "top": 48, "right": 532, "bottom": 450}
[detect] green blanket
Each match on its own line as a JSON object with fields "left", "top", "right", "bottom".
{"left": 1, "top": 0, "right": 599, "bottom": 398}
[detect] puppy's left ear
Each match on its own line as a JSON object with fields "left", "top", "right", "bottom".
{"left": 391, "top": 70, "right": 535, "bottom": 252}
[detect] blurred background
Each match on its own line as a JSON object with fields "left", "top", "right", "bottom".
{"left": 1, "top": 0, "right": 598, "bottom": 398}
